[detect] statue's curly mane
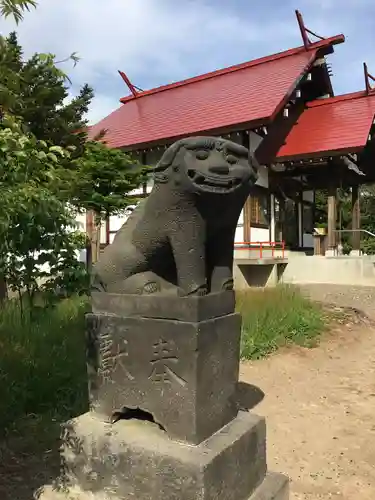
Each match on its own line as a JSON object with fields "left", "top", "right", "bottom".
{"left": 153, "top": 137, "right": 219, "bottom": 184}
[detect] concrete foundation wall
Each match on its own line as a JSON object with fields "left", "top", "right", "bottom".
{"left": 234, "top": 262, "right": 281, "bottom": 288}
{"left": 234, "top": 255, "right": 375, "bottom": 289}
{"left": 280, "top": 255, "right": 375, "bottom": 286}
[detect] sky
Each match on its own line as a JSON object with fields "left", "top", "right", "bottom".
{"left": 1, "top": 0, "right": 374, "bottom": 125}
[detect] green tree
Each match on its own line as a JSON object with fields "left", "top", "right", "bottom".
{"left": 0, "top": 32, "right": 93, "bottom": 302}
{"left": 314, "top": 186, "right": 375, "bottom": 254}
{"left": 0, "top": 33, "right": 148, "bottom": 304}
{"left": 358, "top": 185, "right": 375, "bottom": 254}
{"left": 0, "top": 32, "right": 92, "bottom": 154}
{"left": 0, "top": 0, "right": 36, "bottom": 24}
{"left": 67, "top": 140, "right": 150, "bottom": 265}
{"left": 0, "top": 119, "right": 87, "bottom": 311}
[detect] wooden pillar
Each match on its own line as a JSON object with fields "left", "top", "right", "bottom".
{"left": 327, "top": 186, "right": 337, "bottom": 253}
{"left": 351, "top": 185, "right": 361, "bottom": 253}
{"left": 278, "top": 197, "right": 285, "bottom": 242}
{"left": 297, "top": 192, "right": 303, "bottom": 248}
{"left": 241, "top": 131, "right": 251, "bottom": 244}
{"left": 105, "top": 215, "right": 110, "bottom": 246}
{"left": 243, "top": 196, "right": 251, "bottom": 243}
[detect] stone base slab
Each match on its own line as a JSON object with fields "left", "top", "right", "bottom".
{"left": 48, "top": 410, "right": 273, "bottom": 500}
{"left": 37, "top": 472, "right": 288, "bottom": 500}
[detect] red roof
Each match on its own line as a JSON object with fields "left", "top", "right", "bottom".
{"left": 88, "top": 35, "right": 344, "bottom": 149}
{"left": 276, "top": 91, "right": 375, "bottom": 160}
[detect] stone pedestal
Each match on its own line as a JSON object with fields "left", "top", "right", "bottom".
{"left": 87, "top": 292, "right": 240, "bottom": 444}
{"left": 37, "top": 292, "right": 289, "bottom": 500}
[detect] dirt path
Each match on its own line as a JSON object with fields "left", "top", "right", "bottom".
{"left": 241, "top": 317, "right": 375, "bottom": 500}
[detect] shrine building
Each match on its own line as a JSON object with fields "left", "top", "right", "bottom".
{"left": 85, "top": 10, "right": 375, "bottom": 287}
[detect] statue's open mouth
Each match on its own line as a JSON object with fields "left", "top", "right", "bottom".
{"left": 187, "top": 169, "right": 242, "bottom": 191}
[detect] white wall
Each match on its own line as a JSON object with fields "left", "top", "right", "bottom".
{"left": 235, "top": 210, "right": 244, "bottom": 243}
{"left": 235, "top": 225, "right": 244, "bottom": 243}
{"left": 250, "top": 227, "right": 270, "bottom": 243}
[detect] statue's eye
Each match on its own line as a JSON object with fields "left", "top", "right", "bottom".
{"left": 195, "top": 150, "right": 210, "bottom": 160}
{"left": 226, "top": 154, "right": 238, "bottom": 164}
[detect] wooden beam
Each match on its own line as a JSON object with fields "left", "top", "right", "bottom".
{"left": 295, "top": 10, "right": 310, "bottom": 49}
{"left": 363, "top": 62, "right": 375, "bottom": 94}
{"left": 118, "top": 70, "right": 139, "bottom": 98}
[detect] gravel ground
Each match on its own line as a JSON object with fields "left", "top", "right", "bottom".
{"left": 298, "top": 284, "right": 375, "bottom": 319}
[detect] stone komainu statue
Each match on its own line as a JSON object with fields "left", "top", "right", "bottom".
{"left": 92, "top": 136, "right": 259, "bottom": 296}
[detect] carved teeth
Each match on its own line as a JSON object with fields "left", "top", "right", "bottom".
{"left": 195, "top": 175, "right": 205, "bottom": 184}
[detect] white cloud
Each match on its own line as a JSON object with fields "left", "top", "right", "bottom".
{"left": 0, "top": 0, "right": 374, "bottom": 122}
{"left": 85, "top": 94, "right": 121, "bottom": 125}
{"left": 0, "top": 0, "right": 296, "bottom": 82}
{"left": 0, "top": 0, "right": 296, "bottom": 122}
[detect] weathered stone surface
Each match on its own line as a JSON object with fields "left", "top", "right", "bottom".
{"left": 37, "top": 472, "right": 288, "bottom": 500}
{"left": 91, "top": 290, "right": 235, "bottom": 322}
{"left": 91, "top": 136, "right": 259, "bottom": 297}
{"left": 86, "top": 309, "right": 241, "bottom": 444}
{"left": 57, "top": 411, "right": 267, "bottom": 500}
{"left": 249, "top": 473, "right": 289, "bottom": 500}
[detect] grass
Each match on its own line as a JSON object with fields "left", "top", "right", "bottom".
{"left": 238, "top": 285, "right": 325, "bottom": 360}
{"left": 0, "top": 296, "right": 89, "bottom": 435}
{"left": 0, "top": 286, "right": 327, "bottom": 435}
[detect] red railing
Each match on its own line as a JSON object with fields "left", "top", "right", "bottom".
{"left": 234, "top": 241, "right": 285, "bottom": 259}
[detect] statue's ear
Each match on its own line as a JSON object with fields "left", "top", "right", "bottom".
{"left": 153, "top": 141, "right": 185, "bottom": 183}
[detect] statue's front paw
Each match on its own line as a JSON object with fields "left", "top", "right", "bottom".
{"left": 222, "top": 278, "right": 234, "bottom": 291}
{"left": 91, "top": 271, "right": 107, "bottom": 292}
{"left": 178, "top": 283, "right": 208, "bottom": 297}
{"left": 143, "top": 281, "right": 160, "bottom": 294}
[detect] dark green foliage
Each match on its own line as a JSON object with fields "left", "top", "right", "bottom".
{"left": 0, "top": 32, "right": 93, "bottom": 155}
{"left": 0, "top": 120, "right": 88, "bottom": 309}
{"left": 0, "top": 33, "right": 146, "bottom": 303}
{"left": 315, "top": 186, "right": 375, "bottom": 254}
{"left": 69, "top": 140, "right": 150, "bottom": 218}
{"left": 0, "top": 0, "right": 37, "bottom": 24}
{"left": 359, "top": 185, "right": 375, "bottom": 254}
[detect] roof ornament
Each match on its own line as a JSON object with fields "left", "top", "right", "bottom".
{"left": 295, "top": 10, "right": 326, "bottom": 50}
{"left": 118, "top": 70, "right": 143, "bottom": 98}
{"left": 363, "top": 63, "right": 375, "bottom": 95}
